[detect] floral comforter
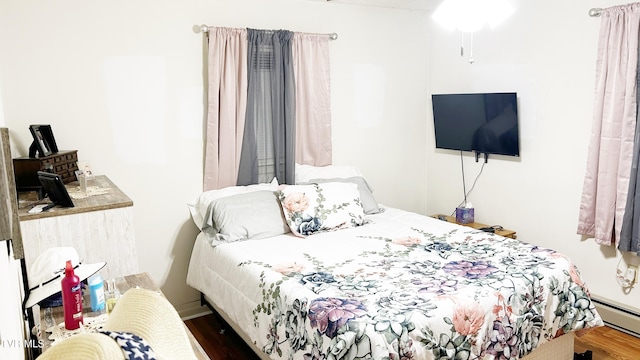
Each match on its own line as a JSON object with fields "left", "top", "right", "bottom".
{"left": 192, "top": 207, "right": 603, "bottom": 360}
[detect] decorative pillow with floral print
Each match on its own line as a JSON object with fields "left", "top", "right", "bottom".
{"left": 276, "top": 182, "right": 366, "bottom": 237}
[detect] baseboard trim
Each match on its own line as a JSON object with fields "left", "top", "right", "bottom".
{"left": 591, "top": 295, "right": 640, "bottom": 337}
{"left": 176, "top": 299, "right": 211, "bottom": 320}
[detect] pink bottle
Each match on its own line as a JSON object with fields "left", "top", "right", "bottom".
{"left": 61, "top": 260, "right": 83, "bottom": 330}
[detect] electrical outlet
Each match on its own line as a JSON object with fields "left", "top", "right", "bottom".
{"left": 626, "top": 265, "right": 638, "bottom": 285}
{"left": 616, "top": 264, "right": 637, "bottom": 288}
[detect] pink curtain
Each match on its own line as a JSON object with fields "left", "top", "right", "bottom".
{"left": 203, "top": 27, "right": 247, "bottom": 191}
{"left": 577, "top": 4, "right": 640, "bottom": 245}
{"left": 292, "top": 33, "right": 332, "bottom": 166}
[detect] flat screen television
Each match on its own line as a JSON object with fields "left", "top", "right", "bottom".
{"left": 37, "top": 171, "right": 74, "bottom": 210}
{"left": 432, "top": 92, "right": 519, "bottom": 159}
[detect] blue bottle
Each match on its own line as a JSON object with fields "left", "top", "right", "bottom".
{"left": 88, "top": 274, "right": 105, "bottom": 312}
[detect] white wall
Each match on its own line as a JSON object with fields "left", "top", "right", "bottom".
{"left": 0, "top": 0, "right": 429, "bottom": 316}
{"left": 427, "top": 0, "right": 640, "bottom": 313}
{"left": 1, "top": 64, "right": 26, "bottom": 359}
{"left": 0, "top": 71, "right": 4, "bottom": 128}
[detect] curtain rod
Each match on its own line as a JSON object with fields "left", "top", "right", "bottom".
{"left": 193, "top": 24, "right": 338, "bottom": 40}
{"left": 589, "top": 8, "right": 602, "bottom": 17}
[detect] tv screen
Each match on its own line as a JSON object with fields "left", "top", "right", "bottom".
{"left": 432, "top": 92, "right": 519, "bottom": 157}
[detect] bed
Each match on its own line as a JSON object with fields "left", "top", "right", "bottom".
{"left": 186, "top": 167, "right": 603, "bottom": 360}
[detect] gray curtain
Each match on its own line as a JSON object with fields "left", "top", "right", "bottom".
{"left": 237, "top": 29, "right": 296, "bottom": 185}
{"left": 619, "top": 43, "right": 640, "bottom": 255}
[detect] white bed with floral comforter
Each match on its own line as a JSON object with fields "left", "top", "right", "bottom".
{"left": 187, "top": 182, "right": 603, "bottom": 360}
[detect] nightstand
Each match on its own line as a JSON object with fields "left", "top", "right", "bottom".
{"left": 431, "top": 213, "right": 517, "bottom": 239}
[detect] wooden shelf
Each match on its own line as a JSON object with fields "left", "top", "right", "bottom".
{"left": 431, "top": 213, "right": 516, "bottom": 239}
{"left": 18, "top": 175, "right": 132, "bottom": 221}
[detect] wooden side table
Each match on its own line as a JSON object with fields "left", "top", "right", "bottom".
{"left": 36, "top": 272, "right": 210, "bottom": 359}
{"left": 430, "top": 213, "right": 517, "bottom": 239}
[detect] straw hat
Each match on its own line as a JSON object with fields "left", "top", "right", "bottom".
{"left": 36, "top": 288, "right": 198, "bottom": 360}
{"left": 24, "top": 247, "right": 106, "bottom": 308}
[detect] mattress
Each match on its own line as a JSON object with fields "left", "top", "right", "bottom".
{"left": 187, "top": 206, "right": 602, "bottom": 360}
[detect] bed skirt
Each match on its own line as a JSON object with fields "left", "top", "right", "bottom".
{"left": 201, "top": 293, "right": 575, "bottom": 360}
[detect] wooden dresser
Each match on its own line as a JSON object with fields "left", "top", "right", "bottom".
{"left": 18, "top": 175, "right": 139, "bottom": 280}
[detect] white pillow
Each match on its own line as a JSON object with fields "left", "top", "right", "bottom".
{"left": 308, "top": 177, "right": 383, "bottom": 215}
{"left": 188, "top": 178, "right": 279, "bottom": 230}
{"left": 276, "top": 182, "right": 366, "bottom": 237}
{"left": 295, "top": 163, "right": 364, "bottom": 184}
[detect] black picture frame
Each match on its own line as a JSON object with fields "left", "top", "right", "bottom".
{"left": 37, "top": 171, "right": 74, "bottom": 210}
{"left": 29, "top": 125, "right": 58, "bottom": 158}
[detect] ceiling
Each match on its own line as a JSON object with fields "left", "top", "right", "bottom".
{"left": 313, "top": 0, "right": 440, "bottom": 11}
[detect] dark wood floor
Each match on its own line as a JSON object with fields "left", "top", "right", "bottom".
{"left": 186, "top": 313, "right": 640, "bottom": 360}
{"left": 186, "top": 313, "right": 259, "bottom": 360}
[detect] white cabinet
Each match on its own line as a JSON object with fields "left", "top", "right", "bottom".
{"left": 19, "top": 175, "right": 139, "bottom": 281}
{"left": 0, "top": 245, "right": 27, "bottom": 360}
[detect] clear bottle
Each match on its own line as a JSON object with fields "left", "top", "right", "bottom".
{"left": 61, "top": 260, "right": 83, "bottom": 330}
{"left": 105, "top": 278, "right": 120, "bottom": 314}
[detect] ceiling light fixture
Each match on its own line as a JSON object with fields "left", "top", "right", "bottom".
{"left": 432, "top": 0, "right": 514, "bottom": 63}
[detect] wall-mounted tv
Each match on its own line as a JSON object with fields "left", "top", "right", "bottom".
{"left": 432, "top": 92, "right": 519, "bottom": 160}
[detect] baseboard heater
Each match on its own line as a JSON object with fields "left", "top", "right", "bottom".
{"left": 591, "top": 295, "right": 640, "bottom": 337}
